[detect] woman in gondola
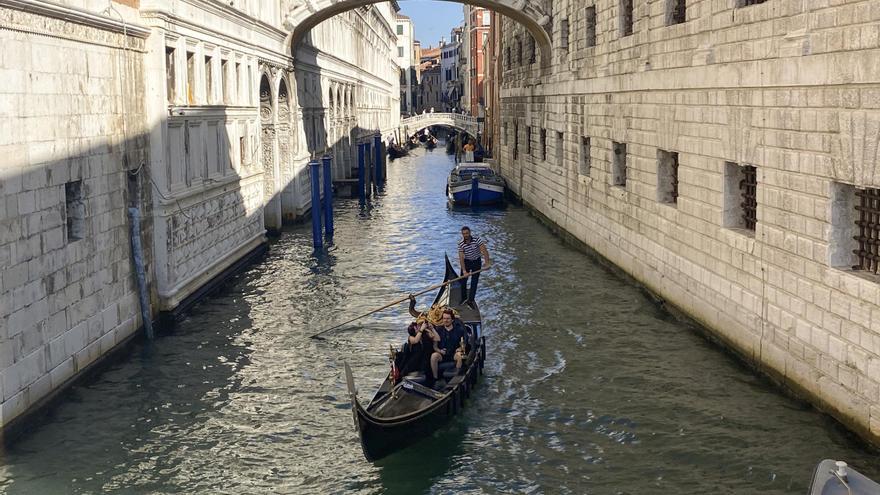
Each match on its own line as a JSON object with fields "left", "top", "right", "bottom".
{"left": 398, "top": 320, "right": 440, "bottom": 378}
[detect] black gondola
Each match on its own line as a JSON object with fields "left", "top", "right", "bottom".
{"left": 425, "top": 137, "right": 437, "bottom": 150}
{"left": 344, "top": 256, "right": 486, "bottom": 461}
{"left": 387, "top": 144, "right": 408, "bottom": 160}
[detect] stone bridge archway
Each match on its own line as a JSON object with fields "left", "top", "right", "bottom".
{"left": 400, "top": 113, "right": 482, "bottom": 139}
{"left": 284, "top": 0, "right": 552, "bottom": 69}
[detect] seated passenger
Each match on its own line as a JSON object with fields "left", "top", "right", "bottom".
{"left": 429, "top": 309, "right": 468, "bottom": 382}
{"left": 399, "top": 320, "right": 440, "bottom": 378}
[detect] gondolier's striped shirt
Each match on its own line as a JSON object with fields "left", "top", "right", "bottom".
{"left": 458, "top": 237, "right": 486, "bottom": 261}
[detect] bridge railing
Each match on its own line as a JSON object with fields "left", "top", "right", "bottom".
{"left": 400, "top": 113, "right": 481, "bottom": 132}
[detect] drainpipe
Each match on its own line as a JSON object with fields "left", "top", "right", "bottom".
{"left": 128, "top": 207, "right": 154, "bottom": 340}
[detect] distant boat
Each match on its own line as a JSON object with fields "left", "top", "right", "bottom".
{"left": 447, "top": 162, "right": 505, "bottom": 206}
{"left": 808, "top": 460, "right": 880, "bottom": 495}
{"left": 388, "top": 144, "right": 408, "bottom": 160}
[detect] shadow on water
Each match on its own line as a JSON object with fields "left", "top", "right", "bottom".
{"left": 372, "top": 420, "right": 470, "bottom": 495}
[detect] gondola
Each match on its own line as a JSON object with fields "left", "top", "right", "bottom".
{"left": 425, "top": 137, "right": 437, "bottom": 150}
{"left": 387, "top": 144, "right": 409, "bottom": 160}
{"left": 344, "top": 256, "right": 486, "bottom": 461}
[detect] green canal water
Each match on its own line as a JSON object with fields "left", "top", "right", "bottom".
{"left": 1, "top": 147, "right": 878, "bottom": 494}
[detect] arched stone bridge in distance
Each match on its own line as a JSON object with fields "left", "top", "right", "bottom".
{"left": 400, "top": 113, "right": 483, "bottom": 139}
{"left": 284, "top": 0, "right": 553, "bottom": 69}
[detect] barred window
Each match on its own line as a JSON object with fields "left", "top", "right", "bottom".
{"left": 580, "top": 137, "right": 591, "bottom": 176}
{"left": 585, "top": 6, "right": 597, "bottom": 48}
{"left": 560, "top": 19, "right": 570, "bottom": 50}
{"left": 737, "top": 0, "right": 768, "bottom": 6}
{"left": 540, "top": 129, "right": 547, "bottom": 161}
{"left": 620, "top": 0, "right": 634, "bottom": 37}
{"left": 723, "top": 162, "right": 757, "bottom": 233}
{"left": 613, "top": 142, "right": 627, "bottom": 187}
{"left": 667, "top": 0, "right": 686, "bottom": 25}
{"left": 657, "top": 150, "right": 679, "bottom": 205}
{"left": 529, "top": 37, "right": 537, "bottom": 65}
{"left": 853, "top": 188, "right": 880, "bottom": 274}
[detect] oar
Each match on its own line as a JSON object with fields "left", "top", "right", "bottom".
{"left": 310, "top": 267, "right": 490, "bottom": 340}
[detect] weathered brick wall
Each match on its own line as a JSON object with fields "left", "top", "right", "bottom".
{"left": 499, "top": 0, "right": 880, "bottom": 442}
{"left": 0, "top": 4, "right": 150, "bottom": 429}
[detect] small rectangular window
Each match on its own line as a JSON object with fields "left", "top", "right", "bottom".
{"left": 736, "top": 0, "right": 768, "bottom": 6}
{"left": 516, "top": 37, "right": 523, "bottom": 66}
{"left": 579, "top": 137, "right": 591, "bottom": 176}
{"left": 585, "top": 6, "right": 597, "bottom": 47}
{"left": 186, "top": 51, "right": 195, "bottom": 105}
{"left": 165, "top": 46, "right": 176, "bottom": 103}
{"left": 503, "top": 122, "right": 508, "bottom": 146}
{"left": 65, "top": 180, "right": 85, "bottom": 242}
{"left": 397, "top": 24, "right": 404, "bottom": 35}
{"left": 221, "top": 59, "right": 230, "bottom": 104}
{"left": 620, "top": 0, "right": 634, "bottom": 37}
{"left": 657, "top": 149, "right": 679, "bottom": 205}
{"left": 612, "top": 141, "right": 627, "bottom": 187}
{"left": 235, "top": 62, "right": 241, "bottom": 103}
{"left": 540, "top": 129, "right": 547, "bottom": 161}
{"left": 526, "top": 126, "right": 532, "bottom": 156}
{"left": 399, "top": 46, "right": 405, "bottom": 57}
{"left": 204, "top": 55, "right": 213, "bottom": 104}
{"left": 560, "top": 19, "right": 570, "bottom": 50}
{"left": 529, "top": 37, "right": 537, "bottom": 64}
{"left": 723, "top": 162, "right": 758, "bottom": 232}
{"left": 667, "top": 0, "right": 686, "bottom": 25}
{"left": 555, "top": 132, "right": 564, "bottom": 164}
{"left": 513, "top": 124, "right": 519, "bottom": 160}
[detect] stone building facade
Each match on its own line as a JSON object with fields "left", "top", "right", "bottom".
{"left": 0, "top": 0, "right": 150, "bottom": 433}
{"left": 498, "top": 0, "right": 880, "bottom": 442}
{"left": 0, "top": 0, "right": 399, "bottom": 435}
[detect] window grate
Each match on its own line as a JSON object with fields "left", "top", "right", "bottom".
{"left": 585, "top": 6, "right": 597, "bottom": 47}
{"left": 740, "top": 165, "right": 757, "bottom": 230}
{"left": 853, "top": 187, "right": 880, "bottom": 274}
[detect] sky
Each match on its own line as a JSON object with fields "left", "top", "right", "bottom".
{"left": 398, "top": 1, "right": 464, "bottom": 48}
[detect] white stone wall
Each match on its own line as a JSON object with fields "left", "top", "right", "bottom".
{"left": 0, "top": 2, "right": 150, "bottom": 429}
{"left": 142, "top": 0, "right": 400, "bottom": 309}
{"left": 499, "top": 0, "right": 880, "bottom": 442}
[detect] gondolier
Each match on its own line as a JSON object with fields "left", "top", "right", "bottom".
{"left": 458, "top": 226, "right": 491, "bottom": 307}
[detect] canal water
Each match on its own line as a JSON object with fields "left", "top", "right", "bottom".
{"left": 1, "top": 146, "right": 878, "bottom": 494}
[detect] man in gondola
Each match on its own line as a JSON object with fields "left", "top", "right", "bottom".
{"left": 429, "top": 309, "right": 467, "bottom": 385}
{"left": 458, "top": 226, "right": 491, "bottom": 308}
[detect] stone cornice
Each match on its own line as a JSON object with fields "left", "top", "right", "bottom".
{"left": 0, "top": 0, "right": 150, "bottom": 38}
{"left": 140, "top": 9, "right": 291, "bottom": 66}
{"left": 180, "top": 0, "right": 287, "bottom": 39}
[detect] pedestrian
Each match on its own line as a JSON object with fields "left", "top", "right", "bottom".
{"left": 457, "top": 226, "right": 491, "bottom": 307}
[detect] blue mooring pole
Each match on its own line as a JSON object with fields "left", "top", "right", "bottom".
{"left": 309, "top": 160, "right": 323, "bottom": 250}
{"left": 373, "top": 134, "right": 383, "bottom": 186}
{"left": 357, "top": 144, "right": 366, "bottom": 206}
{"left": 322, "top": 154, "right": 334, "bottom": 240}
{"left": 364, "top": 141, "right": 372, "bottom": 197}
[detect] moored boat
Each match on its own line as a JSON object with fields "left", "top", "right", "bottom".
{"left": 446, "top": 162, "right": 506, "bottom": 206}
{"left": 344, "top": 257, "right": 486, "bottom": 462}
{"left": 808, "top": 460, "right": 880, "bottom": 494}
